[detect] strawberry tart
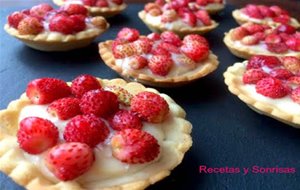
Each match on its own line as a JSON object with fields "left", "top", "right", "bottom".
{"left": 53, "top": 0, "right": 127, "bottom": 17}
{"left": 0, "top": 75, "right": 192, "bottom": 189}
{"left": 99, "top": 28, "right": 219, "bottom": 87}
{"left": 224, "top": 23, "right": 300, "bottom": 59}
{"left": 4, "top": 3, "right": 109, "bottom": 51}
{"left": 138, "top": 0, "right": 218, "bottom": 37}
{"left": 224, "top": 55, "right": 300, "bottom": 128}
{"left": 232, "top": 4, "right": 300, "bottom": 28}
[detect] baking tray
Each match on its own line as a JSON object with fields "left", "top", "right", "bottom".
{"left": 0, "top": 3, "right": 300, "bottom": 190}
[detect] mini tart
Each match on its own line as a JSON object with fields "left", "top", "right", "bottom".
{"left": 224, "top": 61, "right": 300, "bottom": 128}
{"left": 138, "top": 11, "right": 218, "bottom": 37}
{"left": 223, "top": 24, "right": 300, "bottom": 59}
{"left": 0, "top": 78, "right": 192, "bottom": 190}
{"left": 53, "top": 0, "right": 127, "bottom": 17}
{"left": 232, "top": 9, "right": 300, "bottom": 28}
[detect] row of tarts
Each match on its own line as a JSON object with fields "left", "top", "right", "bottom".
{"left": 1, "top": 0, "right": 300, "bottom": 190}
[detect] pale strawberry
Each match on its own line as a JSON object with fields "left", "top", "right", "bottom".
{"left": 148, "top": 55, "right": 173, "bottom": 76}
{"left": 111, "top": 129, "right": 160, "bottom": 164}
{"left": 64, "top": 114, "right": 109, "bottom": 147}
{"left": 117, "top": 27, "right": 139, "bottom": 42}
{"left": 26, "top": 78, "right": 71, "bottom": 104}
{"left": 132, "top": 37, "right": 152, "bottom": 54}
{"left": 256, "top": 77, "right": 289, "bottom": 98}
{"left": 109, "top": 110, "right": 143, "bottom": 131}
{"left": 161, "top": 9, "right": 178, "bottom": 23}
{"left": 47, "top": 97, "right": 81, "bottom": 120}
{"left": 281, "top": 56, "right": 300, "bottom": 74}
{"left": 241, "top": 35, "right": 259, "bottom": 45}
{"left": 80, "top": 89, "right": 119, "bottom": 117}
{"left": 71, "top": 74, "right": 102, "bottom": 98}
{"left": 131, "top": 91, "right": 169, "bottom": 123}
{"left": 291, "top": 87, "right": 300, "bottom": 104}
{"left": 45, "top": 142, "right": 94, "bottom": 181}
{"left": 144, "top": 3, "right": 160, "bottom": 12}
{"left": 148, "top": 8, "right": 162, "bottom": 16}
{"left": 243, "top": 69, "right": 268, "bottom": 84}
{"left": 30, "top": 3, "right": 53, "bottom": 18}
{"left": 104, "top": 85, "right": 133, "bottom": 106}
{"left": 176, "top": 54, "right": 197, "bottom": 69}
{"left": 127, "top": 55, "right": 148, "bottom": 70}
{"left": 160, "top": 31, "right": 181, "bottom": 46}
{"left": 112, "top": 43, "right": 136, "bottom": 59}
{"left": 231, "top": 27, "right": 250, "bottom": 41}
{"left": 180, "top": 40, "right": 209, "bottom": 62}
{"left": 17, "top": 16, "right": 43, "bottom": 35}
{"left": 17, "top": 117, "right": 58, "bottom": 154}
{"left": 195, "top": 10, "right": 212, "bottom": 26}
{"left": 8, "top": 12, "right": 26, "bottom": 28}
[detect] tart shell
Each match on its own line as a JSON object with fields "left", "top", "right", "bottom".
{"left": 99, "top": 40, "right": 219, "bottom": 87}
{"left": 232, "top": 9, "right": 300, "bottom": 28}
{"left": 53, "top": 0, "right": 127, "bottom": 17}
{"left": 4, "top": 20, "right": 109, "bottom": 52}
{"left": 223, "top": 29, "right": 300, "bottom": 59}
{"left": 138, "top": 11, "right": 218, "bottom": 38}
{"left": 224, "top": 61, "right": 300, "bottom": 128}
{"left": 0, "top": 78, "right": 193, "bottom": 190}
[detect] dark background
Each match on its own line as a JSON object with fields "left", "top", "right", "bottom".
{"left": 1, "top": 2, "right": 300, "bottom": 190}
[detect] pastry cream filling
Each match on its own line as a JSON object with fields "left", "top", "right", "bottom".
{"left": 16, "top": 102, "right": 170, "bottom": 183}
{"left": 236, "top": 63, "right": 300, "bottom": 115}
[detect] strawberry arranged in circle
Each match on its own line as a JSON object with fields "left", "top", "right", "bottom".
{"left": 181, "top": 40, "right": 209, "bottom": 62}
{"left": 131, "top": 91, "right": 169, "bottom": 123}
{"left": 104, "top": 85, "right": 133, "bottom": 106}
{"left": 47, "top": 97, "right": 81, "bottom": 120}
{"left": 149, "top": 55, "right": 174, "bottom": 76}
{"left": 62, "top": 3, "right": 88, "bottom": 15}
{"left": 17, "top": 16, "right": 43, "bottom": 35}
{"left": 64, "top": 114, "right": 109, "bottom": 147}
{"left": 49, "top": 14, "right": 86, "bottom": 35}
{"left": 127, "top": 55, "right": 148, "bottom": 70}
{"left": 29, "top": 3, "right": 53, "bottom": 18}
{"left": 80, "top": 89, "right": 119, "bottom": 117}
{"left": 255, "top": 77, "right": 289, "bottom": 98}
{"left": 132, "top": 37, "right": 152, "bottom": 54}
{"left": 117, "top": 27, "right": 140, "bottom": 42}
{"left": 45, "top": 142, "right": 94, "bottom": 181}
{"left": 160, "top": 31, "right": 181, "bottom": 46}
{"left": 26, "top": 78, "right": 71, "bottom": 104}
{"left": 243, "top": 69, "right": 268, "bottom": 84}
{"left": 17, "top": 117, "right": 58, "bottom": 154}
{"left": 109, "top": 110, "right": 143, "bottom": 131}
{"left": 8, "top": 12, "right": 26, "bottom": 28}
{"left": 111, "top": 129, "right": 160, "bottom": 164}
{"left": 71, "top": 74, "right": 102, "bottom": 98}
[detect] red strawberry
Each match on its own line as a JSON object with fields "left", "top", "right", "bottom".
{"left": 256, "top": 77, "right": 289, "bottom": 98}
{"left": 265, "top": 34, "right": 282, "bottom": 44}
{"left": 82, "top": 0, "right": 97, "bottom": 6}
{"left": 241, "top": 35, "right": 259, "bottom": 45}
{"left": 17, "top": 117, "right": 58, "bottom": 154}
{"left": 117, "top": 28, "right": 140, "bottom": 42}
{"left": 180, "top": 41, "right": 209, "bottom": 62}
{"left": 270, "top": 68, "right": 293, "bottom": 80}
{"left": 47, "top": 97, "right": 81, "bottom": 120}
{"left": 247, "top": 55, "right": 281, "bottom": 70}
{"left": 176, "top": 0, "right": 189, "bottom": 7}
{"left": 243, "top": 69, "right": 268, "bottom": 84}
{"left": 80, "top": 89, "right": 119, "bottom": 117}
{"left": 150, "top": 46, "right": 171, "bottom": 57}
{"left": 276, "top": 24, "right": 296, "bottom": 34}
{"left": 104, "top": 85, "right": 133, "bottom": 106}
{"left": 112, "top": 0, "right": 123, "bottom": 5}
{"left": 95, "top": 0, "right": 109, "bottom": 7}
{"left": 196, "top": 0, "right": 209, "bottom": 6}
{"left": 109, "top": 110, "right": 143, "bottom": 131}
{"left": 49, "top": 14, "right": 76, "bottom": 34}
{"left": 183, "top": 34, "right": 209, "bottom": 47}
{"left": 17, "top": 16, "right": 43, "bottom": 35}
{"left": 132, "top": 37, "right": 152, "bottom": 54}
{"left": 243, "top": 4, "right": 263, "bottom": 19}
{"left": 157, "top": 42, "right": 180, "bottom": 53}
{"left": 131, "top": 91, "right": 169, "bottom": 123}
{"left": 160, "top": 31, "right": 181, "bottom": 46}
{"left": 272, "top": 15, "right": 290, "bottom": 24}
{"left": 45, "top": 142, "right": 94, "bottom": 181}
{"left": 258, "top": 5, "right": 275, "bottom": 18}
{"left": 64, "top": 114, "right": 109, "bottom": 147}
{"left": 243, "top": 23, "right": 265, "bottom": 34}
{"left": 111, "top": 129, "right": 160, "bottom": 164}
{"left": 231, "top": 27, "right": 250, "bottom": 41}
{"left": 181, "top": 12, "right": 197, "bottom": 27}
{"left": 285, "top": 37, "right": 300, "bottom": 51}
{"left": 26, "top": 78, "right": 71, "bottom": 104}
{"left": 71, "top": 74, "right": 102, "bottom": 98}
{"left": 30, "top": 3, "right": 53, "bottom": 18}
{"left": 69, "top": 15, "right": 86, "bottom": 32}
{"left": 112, "top": 43, "right": 136, "bottom": 59}
{"left": 195, "top": 10, "right": 212, "bottom": 26}
{"left": 127, "top": 55, "right": 148, "bottom": 70}
{"left": 279, "top": 33, "right": 290, "bottom": 42}
{"left": 281, "top": 56, "right": 300, "bottom": 74}
{"left": 269, "top": 5, "right": 288, "bottom": 16}
{"left": 288, "top": 76, "right": 300, "bottom": 85}
{"left": 147, "top": 33, "right": 160, "bottom": 41}
{"left": 253, "top": 32, "right": 266, "bottom": 41}
{"left": 8, "top": 12, "right": 26, "bottom": 28}
{"left": 266, "top": 42, "right": 288, "bottom": 53}
{"left": 148, "top": 55, "right": 173, "bottom": 76}
{"left": 291, "top": 87, "right": 300, "bottom": 103}
{"left": 62, "top": 4, "right": 88, "bottom": 15}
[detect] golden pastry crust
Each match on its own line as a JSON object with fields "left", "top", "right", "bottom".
{"left": 4, "top": 17, "right": 109, "bottom": 52}
{"left": 138, "top": 11, "right": 218, "bottom": 38}
{"left": 53, "top": 0, "right": 127, "bottom": 17}
{"left": 223, "top": 29, "right": 300, "bottom": 59}
{"left": 0, "top": 78, "right": 193, "bottom": 190}
{"left": 224, "top": 61, "right": 300, "bottom": 128}
{"left": 99, "top": 40, "right": 219, "bottom": 87}
{"left": 232, "top": 9, "right": 300, "bottom": 28}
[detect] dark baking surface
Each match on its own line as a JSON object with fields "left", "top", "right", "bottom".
{"left": 1, "top": 3, "right": 300, "bottom": 190}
